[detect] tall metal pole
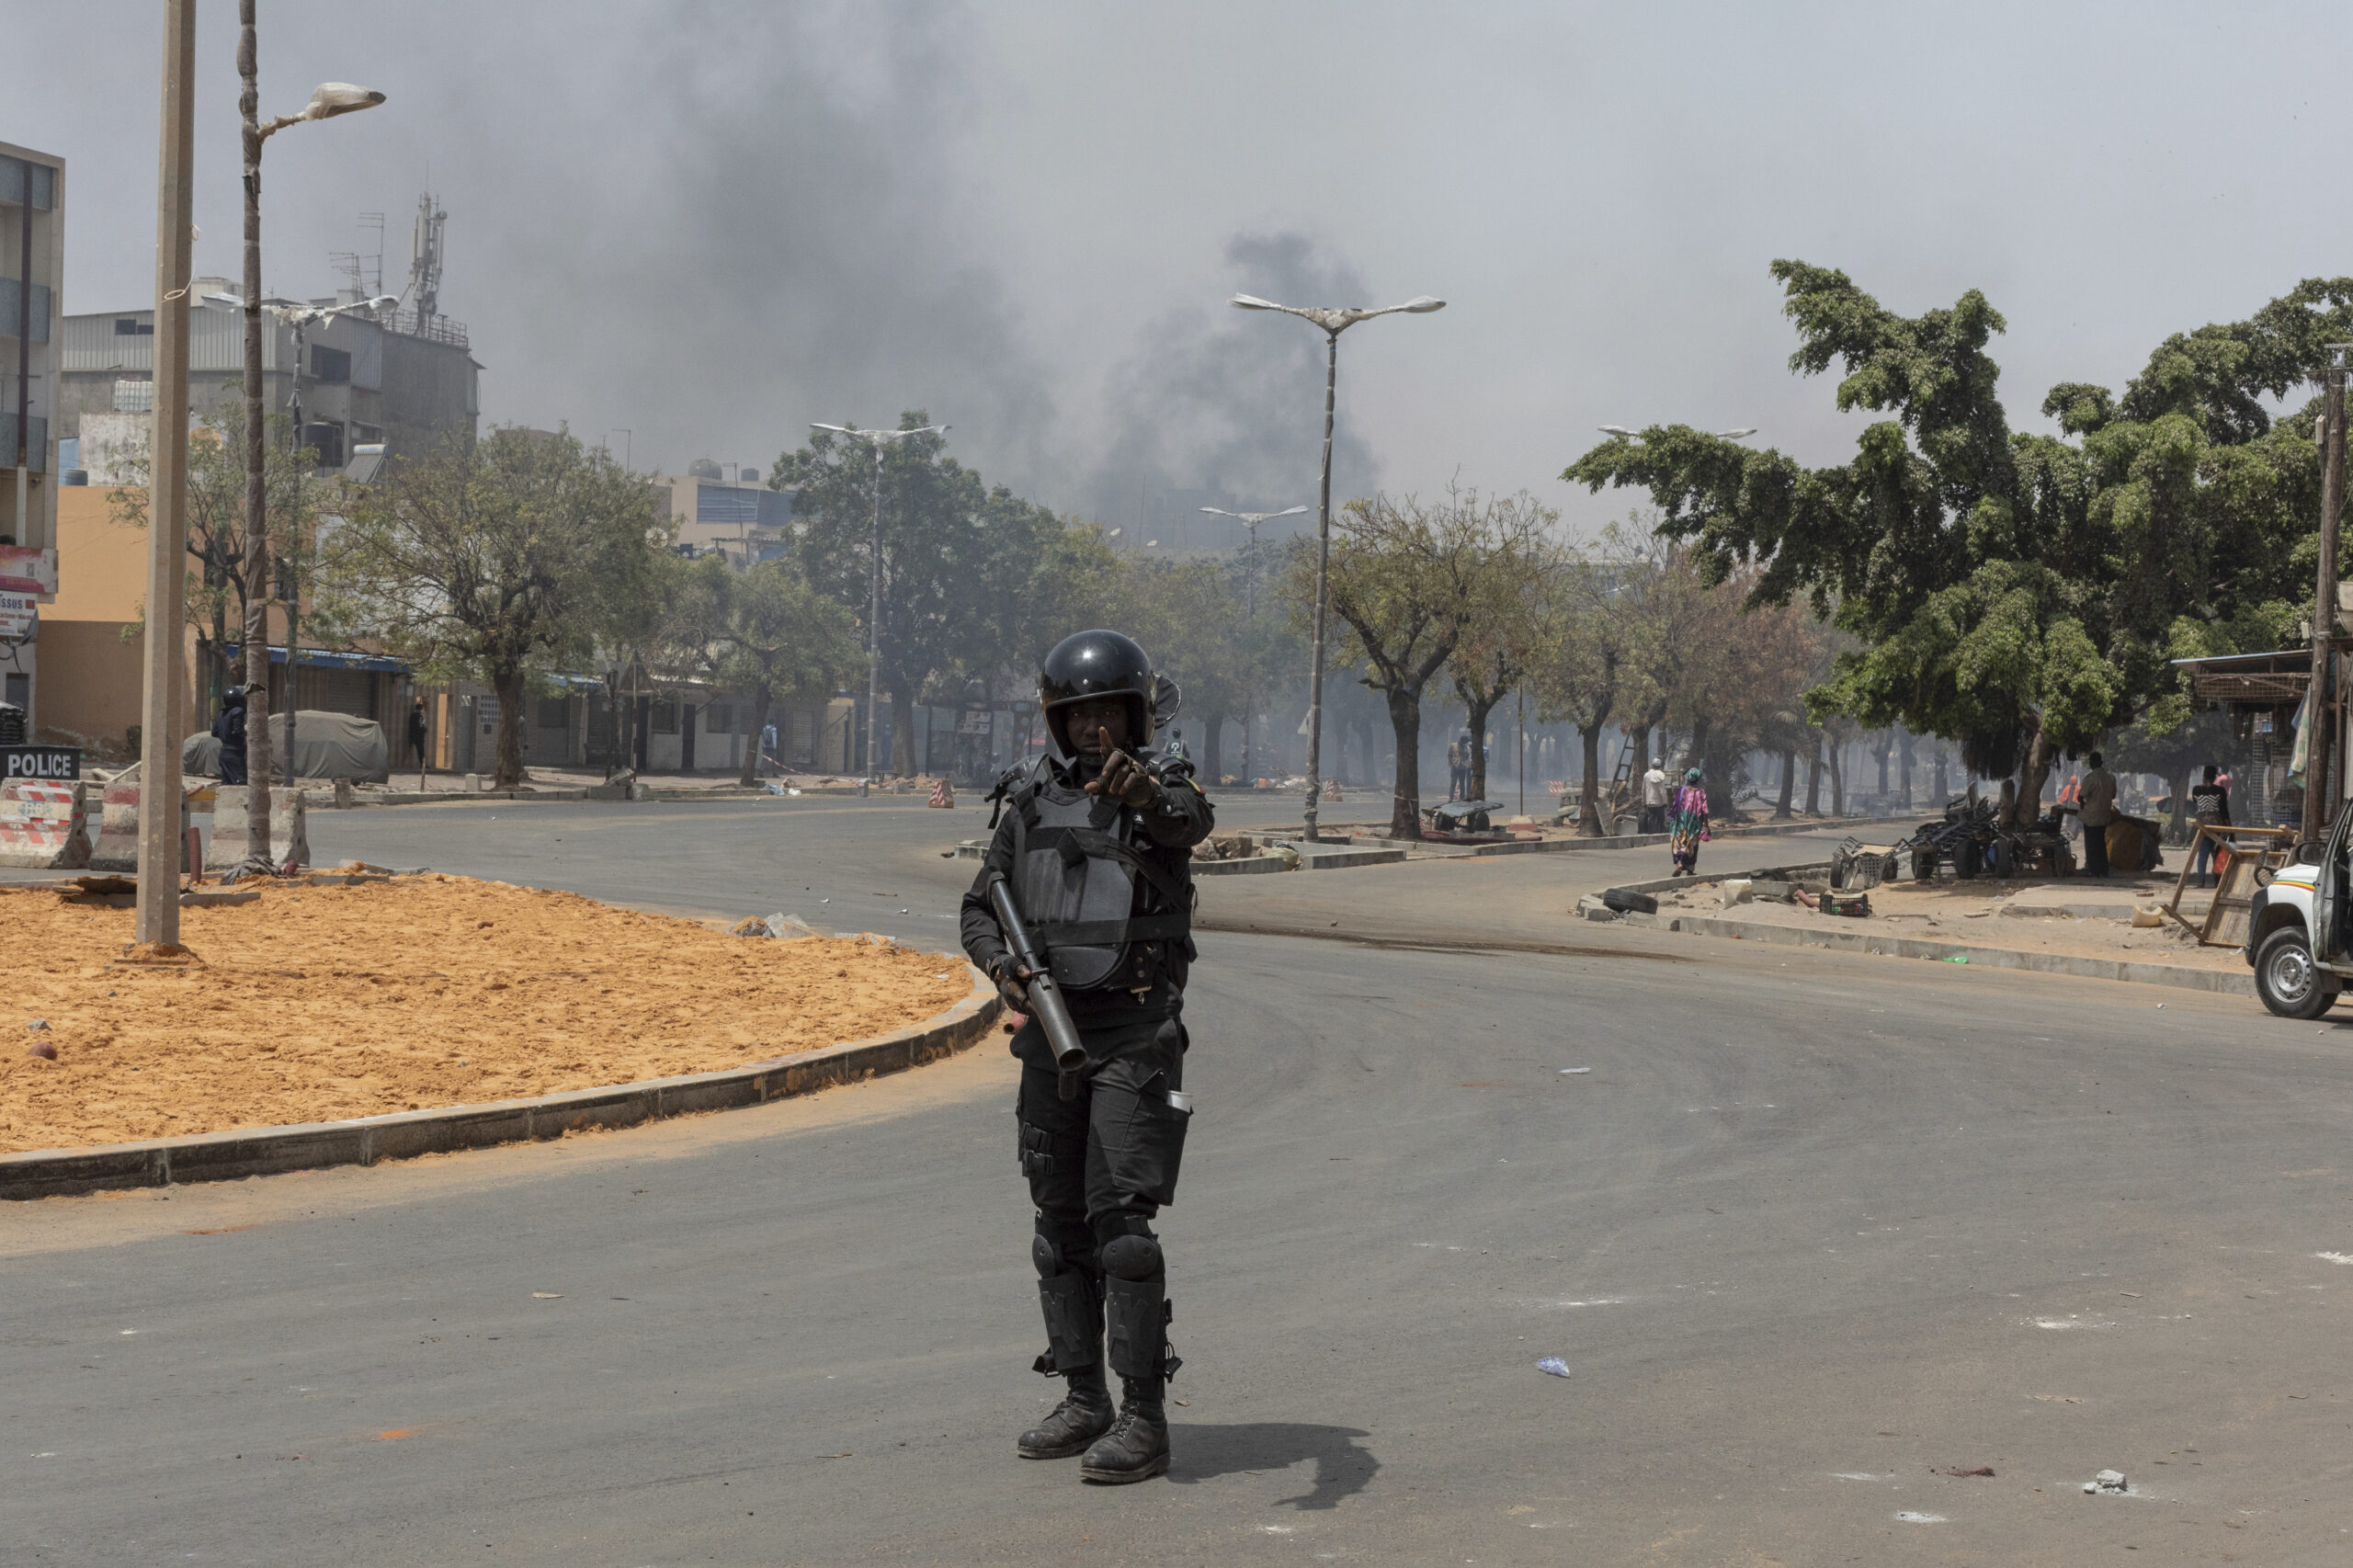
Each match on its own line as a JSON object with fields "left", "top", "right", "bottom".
{"left": 12, "top": 143, "right": 29, "bottom": 542}
{"left": 236, "top": 0, "right": 275, "bottom": 871}
{"left": 1302, "top": 329, "right": 1337, "bottom": 841}
{"left": 1243, "top": 517, "right": 1258, "bottom": 783}
{"left": 2306, "top": 349, "right": 2347, "bottom": 844}
{"left": 283, "top": 319, "right": 302, "bottom": 788}
{"left": 134, "top": 0, "right": 197, "bottom": 946}
{"left": 866, "top": 439, "right": 882, "bottom": 785}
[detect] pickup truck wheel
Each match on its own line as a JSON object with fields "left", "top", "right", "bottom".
{"left": 2255, "top": 926, "right": 2336, "bottom": 1019}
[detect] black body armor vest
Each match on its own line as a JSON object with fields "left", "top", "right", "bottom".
{"left": 996, "top": 759, "right": 1194, "bottom": 992}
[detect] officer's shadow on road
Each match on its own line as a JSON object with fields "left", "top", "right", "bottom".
{"left": 1167, "top": 1422, "right": 1378, "bottom": 1508}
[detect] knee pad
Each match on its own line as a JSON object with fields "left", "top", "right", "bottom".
{"left": 1032, "top": 1233, "right": 1062, "bottom": 1278}
{"left": 1101, "top": 1233, "right": 1163, "bottom": 1282}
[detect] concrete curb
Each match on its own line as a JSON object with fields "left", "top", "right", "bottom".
{"left": 344, "top": 785, "right": 882, "bottom": 807}
{"left": 1290, "top": 846, "right": 1410, "bottom": 870}
{"left": 1190, "top": 854, "right": 1292, "bottom": 876}
{"left": 0, "top": 964, "right": 1003, "bottom": 1202}
{"left": 1341, "top": 815, "right": 1886, "bottom": 858}
{"left": 1629, "top": 908, "right": 2255, "bottom": 997}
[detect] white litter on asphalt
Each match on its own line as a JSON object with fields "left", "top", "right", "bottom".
{"left": 2314, "top": 1252, "right": 2353, "bottom": 1266}
{"left": 1558, "top": 1067, "right": 1590, "bottom": 1074}
{"left": 1535, "top": 1357, "right": 1572, "bottom": 1378}
{"left": 1834, "top": 1472, "right": 1889, "bottom": 1481}
{"left": 1894, "top": 1512, "right": 1947, "bottom": 1524}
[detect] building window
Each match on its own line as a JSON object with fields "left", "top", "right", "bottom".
{"left": 114, "top": 317, "right": 155, "bottom": 336}
{"left": 651, "top": 696, "right": 679, "bottom": 734}
{"left": 707, "top": 704, "right": 733, "bottom": 734}
{"left": 309, "top": 344, "right": 352, "bottom": 384}
{"left": 301, "top": 421, "right": 345, "bottom": 468}
{"left": 112, "top": 380, "right": 155, "bottom": 414}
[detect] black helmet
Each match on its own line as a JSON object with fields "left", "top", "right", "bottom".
{"left": 1039, "top": 630, "right": 1168, "bottom": 754}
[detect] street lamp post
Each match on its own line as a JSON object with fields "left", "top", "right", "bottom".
{"left": 809, "top": 420, "right": 946, "bottom": 790}
{"left": 1199, "top": 503, "right": 1308, "bottom": 781}
{"left": 210, "top": 290, "right": 394, "bottom": 791}
{"left": 233, "top": 12, "right": 383, "bottom": 872}
{"left": 132, "top": 0, "right": 197, "bottom": 949}
{"left": 1230, "top": 291, "right": 1444, "bottom": 840}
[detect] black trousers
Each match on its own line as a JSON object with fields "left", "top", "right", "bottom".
{"left": 1640, "top": 803, "right": 1666, "bottom": 835}
{"left": 1016, "top": 1017, "right": 1190, "bottom": 1273}
{"left": 2084, "top": 822, "right": 2110, "bottom": 877}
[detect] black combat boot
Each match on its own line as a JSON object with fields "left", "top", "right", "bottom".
{"left": 1017, "top": 1364, "right": 1115, "bottom": 1460}
{"left": 1078, "top": 1375, "right": 1169, "bottom": 1483}
{"left": 1021, "top": 1231, "right": 1113, "bottom": 1459}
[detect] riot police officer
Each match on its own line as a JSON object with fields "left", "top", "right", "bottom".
{"left": 960, "top": 629, "right": 1213, "bottom": 1483}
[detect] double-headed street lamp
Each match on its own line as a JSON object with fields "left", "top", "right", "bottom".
{"left": 1598, "top": 424, "right": 1756, "bottom": 441}
{"left": 1231, "top": 291, "right": 1444, "bottom": 840}
{"left": 810, "top": 420, "right": 948, "bottom": 787}
{"left": 233, "top": 17, "right": 384, "bottom": 872}
{"left": 1198, "top": 504, "right": 1309, "bottom": 619}
{"left": 1199, "top": 504, "right": 1309, "bottom": 782}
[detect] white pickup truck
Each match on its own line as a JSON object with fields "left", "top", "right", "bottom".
{"left": 2247, "top": 829, "right": 2342, "bottom": 1017}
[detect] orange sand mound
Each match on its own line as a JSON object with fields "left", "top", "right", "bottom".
{"left": 0, "top": 875, "right": 972, "bottom": 1153}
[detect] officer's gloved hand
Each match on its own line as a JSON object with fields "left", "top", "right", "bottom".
{"left": 991, "top": 955, "right": 1033, "bottom": 1015}
{"left": 1086, "top": 726, "right": 1159, "bottom": 809}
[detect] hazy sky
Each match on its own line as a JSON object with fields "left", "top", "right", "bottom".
{"left": 15, "top": 2, "right": 2348, "bottom": 539}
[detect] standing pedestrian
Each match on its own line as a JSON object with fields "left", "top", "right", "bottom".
{"left": 2189, "top": 764, "right": 2232, "bottom": 887}
{"left": 406, "top": 699, "right": 428, "bottom": 770}
{"left": 961, "top": 629, "right": 1211, "bottom": 1484}
{"left": 2078, "top": 749, "right": 2118, "bottom": 877}
{"left": 212, "top": 687, "right": 249, "bottom": 787}
{"left": 1668, "top": 767, "right": 1709, "bottom": 876}
{"left": 1640, "top": 757, "right": 1671, "bottom": 835}
{"left": 1443, "top": 736, "right": 1462, "bottom": 801}
{"left": 761, "top": 721, "right": 780, "bottom": 778}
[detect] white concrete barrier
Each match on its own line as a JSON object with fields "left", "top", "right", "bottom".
{"left": 87, "top": 777, "right": 151, "bottom": 871}
{"left": 0, "top": 779, "right": 90, "bottom": 869}
{"left": 205, "top": 786, "right": 310, "bottom": 874}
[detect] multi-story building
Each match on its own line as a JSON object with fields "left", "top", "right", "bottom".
{"left": 2, "top": 142, "right": 65, "bottom": 726}
{"left": 58, "top": 281, "right": 477, "bottom": 473}
{"left": 663, "top": 460, "right": 796, "bottom": 565}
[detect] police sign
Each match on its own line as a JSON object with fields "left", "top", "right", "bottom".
{"left": 0, "top": 746, "right": 81, "bottom": 781}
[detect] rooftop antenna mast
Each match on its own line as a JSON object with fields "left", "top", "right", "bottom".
{"left": 329, "top": 210, "right": 385, "bottom": 304}
{"left": 409, "top": 190, "right": 446, "bottom": 332}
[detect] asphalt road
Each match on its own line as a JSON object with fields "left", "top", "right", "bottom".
{"left": 9, "top": 798, "right": 2353, "bottom": 1565}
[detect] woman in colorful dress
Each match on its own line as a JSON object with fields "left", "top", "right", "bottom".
{"left": 1668, "top": 767, "right": 1709, "bottom": 876}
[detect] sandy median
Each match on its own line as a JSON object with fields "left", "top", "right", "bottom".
{"left": 0, "top": 875, "right": 972, "bottom": 1153}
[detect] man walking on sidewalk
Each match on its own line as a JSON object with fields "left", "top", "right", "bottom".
{"left": 2079, "top": 750, "right": 2118, "bottom": 877}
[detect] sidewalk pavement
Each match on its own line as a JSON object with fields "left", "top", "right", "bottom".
{"left": 1606, "top": 869, "right": 2257, "bottom": 998}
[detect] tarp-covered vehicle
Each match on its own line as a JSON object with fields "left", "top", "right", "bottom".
{"left": 183, "top": 710, "right": 391, "bottom": 783}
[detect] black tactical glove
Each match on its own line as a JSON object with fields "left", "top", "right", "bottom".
{"left": 990, "top": 953, "right": 1033, "bottom": 1015}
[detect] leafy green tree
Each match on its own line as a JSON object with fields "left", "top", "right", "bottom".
{"left": 774, "top": 414, "right": 1061, "bottom": 775}
{"left": 670, "top": 554, "right": 862, "bottom": 786}
{"left": 1564, "top": 263, "right": 2348, "bottom": 809}
{"left": 324, "top": 426, "right": 664, "bottom": 788}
